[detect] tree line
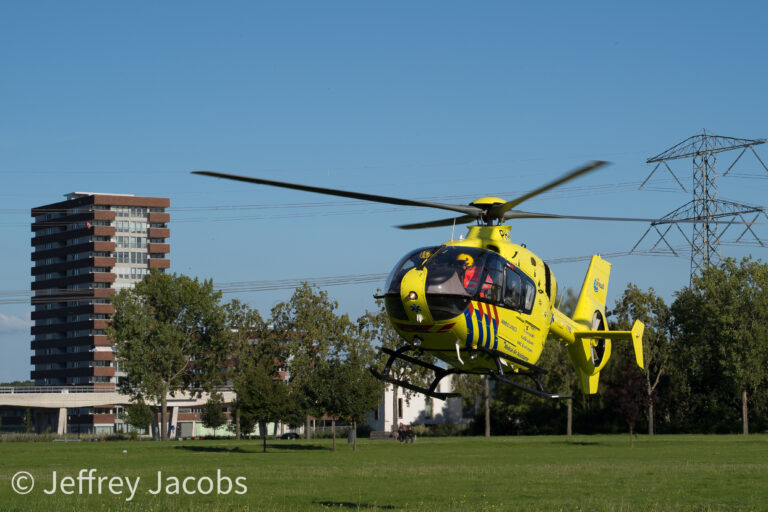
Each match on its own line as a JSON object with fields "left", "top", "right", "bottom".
{"left": 108, "top": 257, "right": 768, "bottom": 445}
{"left": 107, "top": 274, "right": 384, "bottom": 451}
{"left": 461, "top": 257, "right": 768, "bottom": 437}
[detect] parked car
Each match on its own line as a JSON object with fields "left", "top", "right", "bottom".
{"left": 279, "top": 432, "right": 300, "bottom": 440}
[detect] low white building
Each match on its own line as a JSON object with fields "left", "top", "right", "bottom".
{"left": 366, "top": 375, "right": 471, "bottom": 432}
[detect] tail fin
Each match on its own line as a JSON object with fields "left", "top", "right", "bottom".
{"left": 573, "top": 254, "right": 611, "bottom": 329}
{"left": 566, "top": 256, "right": 612, "bottom": 393}
{"left": 559, "top": 255, "right": 645, "bottom": 394}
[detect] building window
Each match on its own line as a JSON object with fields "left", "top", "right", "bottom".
{"left": 114, "top": 206, "right": 147, "bottom": 218}
{"left": 114, "top": 220, "right": 148, "bottom": 233}
{"left": 131, "top": 252, "right": 147, "bottom": 264}
{"left": 398, "top": 398, "right": 403, "bottom": 419}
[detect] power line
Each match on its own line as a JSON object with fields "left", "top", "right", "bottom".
{"left": 0, "top": 273, "right": 390, "bottom": 305}
{"left": 7, "top": 238, "right": 768, "bottom": 306}
{"left": 0, "top": 178, "right": 690, "bottom": 218}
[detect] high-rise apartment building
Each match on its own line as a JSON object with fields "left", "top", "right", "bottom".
{"left": 30, "top": 193, "right": 170, "bottom": 392}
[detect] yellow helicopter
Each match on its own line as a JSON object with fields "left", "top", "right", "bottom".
{"left": 194, "top": 162, "right": 645, "bottom": 400}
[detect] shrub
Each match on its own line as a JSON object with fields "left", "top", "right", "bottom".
{"left": 411, "top": 423, "right": 470, "bottom": 437}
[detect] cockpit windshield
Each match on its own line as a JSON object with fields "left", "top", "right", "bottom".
{"left": 422, "top": 246, "right": 504, "bottom": 302}
{"left": 384, "top": 246, "right": 438, "bottom": 295}
{"left": 384, "top": 245, "right": 537, "bottom": 321}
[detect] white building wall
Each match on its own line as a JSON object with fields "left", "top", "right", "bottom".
{"left": 367, "top": 374, "right": 470, "bottom": 431}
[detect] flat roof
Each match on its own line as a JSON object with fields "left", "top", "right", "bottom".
{"left": 66, "top": 192, "right": 136, "bottom": 200}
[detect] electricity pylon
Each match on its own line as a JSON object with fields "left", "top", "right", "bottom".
{"left": 632, "top": 130, "right": 768, "bottom": 278}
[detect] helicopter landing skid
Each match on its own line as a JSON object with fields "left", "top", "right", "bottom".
{"left": 474, "top": 346, "right": 572, "bottom": 400}
{"left": 370, "top": 345, "right": 571, "bottom": 401}
{"left": 370, "top": 346, "right": 462, "bottom": 401}
{"left": 490, "top": 371, "right": 570, "bottom": 400}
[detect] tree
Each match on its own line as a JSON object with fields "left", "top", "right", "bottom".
{"left": 237, "top": 406, "right": 257, "bottom": 439}
{"left": 270, "top": 283, "right": 352, "bottom": 439}
{"left": 603, "top": 363, "right": 649, "bottom": 446}
{"left": 231, "top": 324, "right": 294, "bottom": 452}
{"left": 223, "top": 300, "right": 265, "bottom": 440}
{"left": 612, "top": 284, "right": 670, "bottom": 435}
{"left": 124, "top": 399, "right": 154, "bottom": 433}
{"left": 307, "top": 360, "right": 346, "bottom": 452}
{"left": 453, "top": 374, "right": 487, "bottom": 434}
{"left": 201, "top": 393, "right": 227, "bottom": 439}
{"left": 309, "top": 355, "right": 382, "bottom": 452}
{"left": 107, "top": 271, "right": 229, "bottom": 440}
{"left": 229, "top": 398, "right": 245, "bottom": 439}
{"left": 275, "top": 296, "right": 384, "bottom": 453}
{"left": 0, "top": 380, "right": 34, "bottom": 387}
{"left": 342, "top": 362, "right": 382, "bottom": 451}
{"left": 344, "top": 314, "right": 385, "bottom": 450}
{"left": 672, "top": 258, "right": 768, "bottom": 434}
{"left": 23, "top": 409, "right": 33, "bottom": 434}
{"left": 362, "top": 297, "right": 432, "bottom": 433}
{"left": 532, "top": 337, "right": 578, "bottom": 435}
{"left": 305, "top": 319, "right": 361, "bottom": 453}
{"left": 551, "top": 288, "right": 580, "bottom": 435}
{"left": 227, "top": 296, "right": 310, "bottom": 450}
{"left": 236, "top": 351, "right": 291, "bottom": 452}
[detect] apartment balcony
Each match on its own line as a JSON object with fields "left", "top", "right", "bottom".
{"left": 148, "top": 227, "right": 170, "bottom": 239}
{"left": 148, "top": 258, "right": 170, "bottom": 269}
{"left": 148, "top": 212, "right": 170, "bottom": 223}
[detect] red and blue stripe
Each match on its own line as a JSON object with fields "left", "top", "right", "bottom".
{"left": 465, "top": 301, "right": 499, "bottom": 351}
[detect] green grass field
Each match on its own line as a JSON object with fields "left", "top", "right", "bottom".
{"left": 1, "top": 434, "right": 767, "bottom": 511}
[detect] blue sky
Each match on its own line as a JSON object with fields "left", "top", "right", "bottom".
{"left": 2, "top": 1, "right": 768, "bottom": 382}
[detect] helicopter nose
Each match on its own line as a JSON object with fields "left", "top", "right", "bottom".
{"left": 400, "top": 268, "right": 430, "bottom": 323}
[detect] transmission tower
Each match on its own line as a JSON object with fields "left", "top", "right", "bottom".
{"left": 631, "top": 130, "right": 768, "bottom": 278}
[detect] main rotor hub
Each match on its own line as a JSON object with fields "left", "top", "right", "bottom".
{"left": 469, "top": 196, "right": 507, "bottom": 225}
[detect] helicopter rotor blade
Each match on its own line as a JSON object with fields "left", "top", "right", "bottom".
{"left": 396, "top": 215, "right": 476, "bottom": 230}
{"left": 192, "top": 170, "right": 483, "bottom": 217}
{"left": 397, "top": 211, "right": 658, "bottom": 230}
{"left": 489, "top": 161, "right": 608, "bottom": 220}
{"left": 503, "top": 210, "right": 659, "bottom": 222}
{"left": 504, "top": 210, "right": 762, "bottom": 224}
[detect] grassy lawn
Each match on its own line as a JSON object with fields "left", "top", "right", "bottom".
{"left": 1, "top": 434, "right": 767, "bottom": 511}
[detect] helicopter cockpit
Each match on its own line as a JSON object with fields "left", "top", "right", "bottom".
{"left": 384, "top": 246, "right": 537, "bottom": 322}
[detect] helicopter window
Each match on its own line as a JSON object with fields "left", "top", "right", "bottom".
{"left": 422, "top": 247, "right": 487, "bottom": 296}
{"left": 384, "top": 246, "right": 438, "bottom": 295}
{"left": 423, "top": 247, "right": 504, "bottom": 303}
{"left": 504, "top": 268, "right": 522, "bottom": 309}
{"left": 503, "top": 265, "right": 537, "bottom": 314}
{"left": 481, "top": 254, "right": 504, "bottom": 303}
{"left": 523, "top": 280, "right": 536, "bottom": 312}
